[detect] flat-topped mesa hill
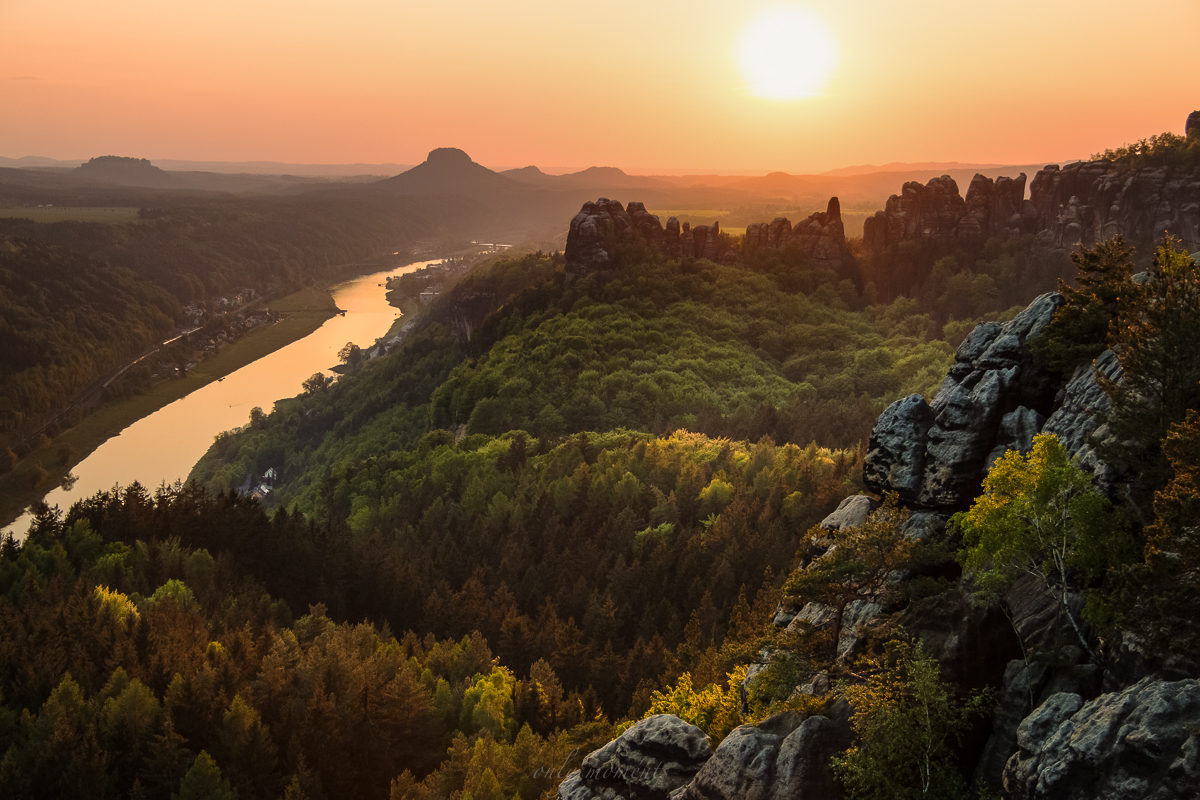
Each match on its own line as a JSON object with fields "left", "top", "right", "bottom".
{"left": 73, "top": 155, "right": 181, "bottom": 188}
{"left": 864, "top": 110, "right": 1200, "bottom": 255}
{"left": 564, "top": 196, "right": 854, "bottom": 277}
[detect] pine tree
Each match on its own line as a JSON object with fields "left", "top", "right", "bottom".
{"left": 1099, "top": 239, "right": 1200, "bottom": 513}
{"left": 1029, "top": 235, "right": 1138, "bottom": 376}
{"left": 172, "top": 751, "right": 237, "bottom": 800}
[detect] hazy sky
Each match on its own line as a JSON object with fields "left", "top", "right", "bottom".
{"left": 3, "top": 0, "right": 1198, "bottom": 173}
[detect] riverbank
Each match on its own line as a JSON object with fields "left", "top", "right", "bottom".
{"left": 0, "top": 286, "right": 338, "bottom": 528}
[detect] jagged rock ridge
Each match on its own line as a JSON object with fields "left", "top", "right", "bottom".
{"left": 564, "top": 197, "right": 854, "bottom": 277}
{"left": 863, "top": 111, "right": 1200, "bottom": 255}
{"left": 864, "top": 291, "right": 1064, "bottom": 509}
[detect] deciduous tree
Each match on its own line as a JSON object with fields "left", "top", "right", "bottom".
{"left": 956, "top": 434, "right": 1130, "bottom": 660}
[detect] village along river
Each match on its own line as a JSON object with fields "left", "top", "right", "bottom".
{"left": 4, "top": 260, "right": 443, "bottom": 539}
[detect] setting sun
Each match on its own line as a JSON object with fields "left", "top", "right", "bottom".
{"left": 736, "top": 6, "right": 838, "bottom": 100}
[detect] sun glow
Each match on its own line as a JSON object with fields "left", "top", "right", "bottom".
{"left": 736, "top": 6, "right": 838, "bottom": 100}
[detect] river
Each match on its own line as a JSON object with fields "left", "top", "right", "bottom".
{"left": 4, "top": 261, "right": 440, "bottom": 538}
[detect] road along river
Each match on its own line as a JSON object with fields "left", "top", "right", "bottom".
{"left": 4, "top": 261, "right": 440, "bottom": 539}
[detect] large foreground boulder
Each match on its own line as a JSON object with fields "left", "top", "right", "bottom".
{"left": 674, "top": 714, "right": 852, "bottom": 800}
{"left": 557, "top": 714, "right": 712, "bottom": 800}
{"left": 1003, "top": 678, "right": 1200, "bottom": 800}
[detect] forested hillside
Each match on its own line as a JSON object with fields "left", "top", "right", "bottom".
{"left": 0, "top": 237, "right": 179, "bottom": 435}
{"left": 4, "top": 172, "right": 1149, "bottom": 800}
{"left": 0, "top": 192, "right": 476, "bottom": 301}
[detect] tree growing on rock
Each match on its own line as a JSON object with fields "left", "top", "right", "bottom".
{"left": 955, "top": 434, "right": 1130, "bottom": 661}
{"left": 1098, "top": 238, "right": 1200, "bottom": 513}
{"left": 835, "top": 641, "right": 992, "bottom": 800}
{"left": 783, "top": 494, "right": 921, "bottom": 659}
{"left": 1029, "top": 234, "right": 1137, "bottom": 377}
{"left": 1116, "top": 410, "right": 1200, "bottom": 658}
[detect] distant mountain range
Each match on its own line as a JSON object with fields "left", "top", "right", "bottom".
{"left": 0, "top": 155, "right": 412, "bottom": 177}
{"left": 1, "top": 148, "right": 1076, "bottom": 245}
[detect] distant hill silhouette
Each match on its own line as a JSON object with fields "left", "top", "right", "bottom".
{"left": 75, "top": 156, "right": 180, "bottom": 189}
{"left": 503, "top": 164, "right": 669, "bottom": 191}
{"left": 375, "top": 148, "right": 530, "bottom": 208}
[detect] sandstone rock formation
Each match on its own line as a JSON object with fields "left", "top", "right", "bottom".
{"left": 1041, "top": 349, "right": 1122, "bottom": 488}
{"left": 564, "top": 197, "right": 855, "bottom": 276}
{"left": 863, "top": 113, "right": 1200, "bottom": 256}
{"left": 746, "top": 198, "right": 855, "bottom": 274}
{"left": 864, "top": 292, "right": 1063, "bottom": 509}
{"left": 564, "top": 198, "right": 634, "bottom": 274}
{"left": 863, "top": 173, "right": 1032, "bottom": 250}
{"left": 1028, "top": 161, "right": 1200, "bottom": 254}
{"left": 818, "top": 495, "right": 873, "bottom": 530}
{"left": 1003, "top": 679, "right": 1200, "bottom": 800}
{"left": 673, "top": 714, "right": 851, "bottom": 800}
{"left": 557, "top": 714, "right": 713, "bottom": 800}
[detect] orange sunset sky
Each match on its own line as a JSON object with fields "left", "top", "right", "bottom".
{"left": 2, "top": 0, "right": 1198, "bottom": 174}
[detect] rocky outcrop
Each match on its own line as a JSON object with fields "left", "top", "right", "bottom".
{"left": 565, "top": 198, "right": 636, "bottom": 274}
{"left": 565, "top": 197, "right": 854, "bottom": 276}
{"left": 1041, "top": 349, "right": 1122, "bottom": 486}
{"left": 861, "top": 395, "right": 936, "bottom": 504}
{"left": 745, "top": 197, "right": 855, "bottom": 274}
{"left": 1029, "top": 161, "right": 1200, "bottom": 254}
{"left": 672, "top": 714, "right": 852, "bottom": 800}
{"left": 863, "top": 173, "right": 1033, "bottom": 251}
{"left": 899, "top": 587, "right": 1021, "bottom": 690}
{"left": 863, "top": 114, "right": 1200, "bottom": 256}
{"left": 558, "top": 712, "right": 854, "bottom": 800}
{"left": 971, "top": 571, "right": 1106, "bottom": 791}
{"left": 557, "top": 714, "right": 713, "bottom": 800}
{"left": 864, "top": 292, "right": 1063, "bottom": 509}
{"left": 1187, "top": 110, "right": 1199, "bottom": 139}
{"left": 1003, "top": 679, "right": 1200, "bottom": 800}
{"left": 818, "top": 495, "right": 873, "bottom": 530}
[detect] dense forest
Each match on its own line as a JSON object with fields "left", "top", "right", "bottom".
{"left": 0, "top": 237, "right": 179, "bottom": 435}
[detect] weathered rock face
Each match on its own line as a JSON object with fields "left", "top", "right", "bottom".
{"left": 861, "top": 394, "right": 936, "bottom": 504}
{"left": 1041, "top": 349, "right": 1122, "bottom": 488}
{"left": 560, "top": 713, "right": 854, "bottom": 800}
{"left": 565, "top": 197, "right": 856, "bottom": 276}
{"left": 691, "top": 221, "right": 723, "bottom": 261}
{"left": 864, "top": 292, "right": 1064, "bottom": 509}
{"left": 789, "top": 198, "right": 855, "bottom": 273}
{"left": 1029, "top": 161, "right": 1200, "bottom": 254}
{"left": 899, "top": 586, "right": 1022, "bottom": 690}
{"left": 557, "top": 714, "right": 713, "bottom": 800}
{"left": 864, "top": 115, "right": 1200, "bottom": 255}
{"left": 863, "top": 174, "right": 1022, "bottom": 250}
{"left": 818, "top": 495, "right": 873, "bottom": 530}
{"left": 1003, "top": 573, "right": 1092, "bottom": 658}
{"left": 971, "top": 571, "right": 1106, "bottom": 792}
{"left": 743, "top": 199, "right": 855, "bottom": 275}
{"left": 673, "top": 715, "right": 852, "bottom": 800}
{"left": 565, "top": 198, "right": 636, "bottom": 275}
{"left": 1003, "top": 679, "right": 1200, "bottom": 800}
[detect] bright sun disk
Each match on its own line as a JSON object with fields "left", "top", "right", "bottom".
{"left": 737, "top": 7, "right": 838, "bottom": 100}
